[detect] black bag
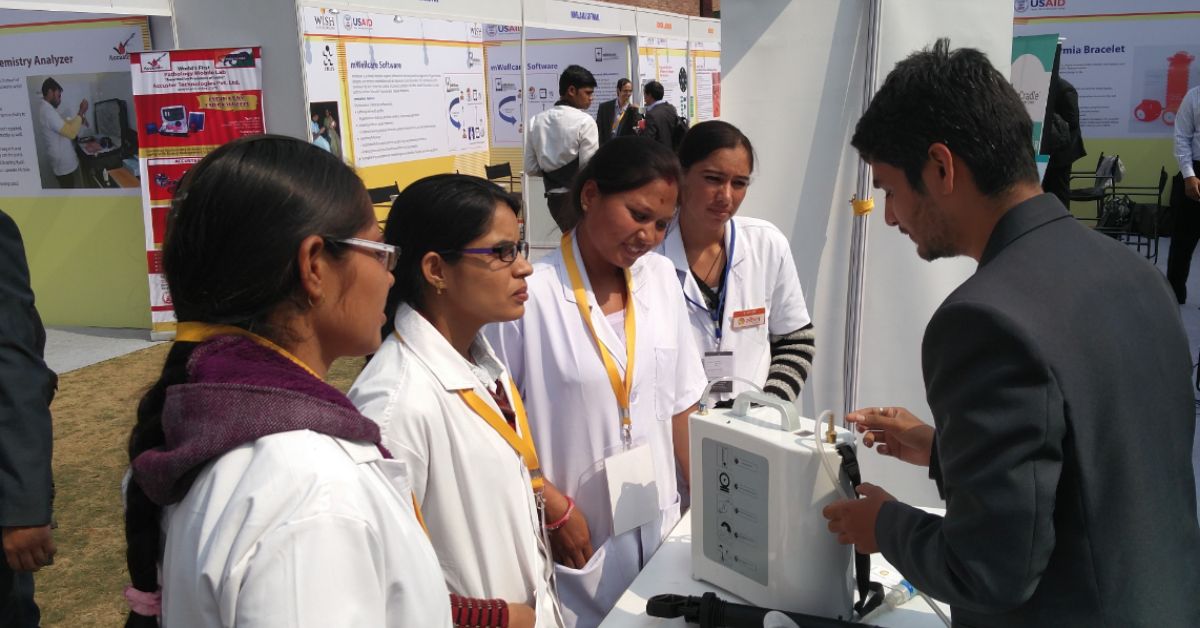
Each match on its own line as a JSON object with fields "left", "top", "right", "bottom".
{"left": 671, "top": 115, "right": 690, "bottom": 151}
{"left": 1098, "top": 194, "right": 1133, "bottom": 230}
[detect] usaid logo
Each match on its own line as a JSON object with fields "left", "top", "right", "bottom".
{"left": 342, "top": 14, "right": 374, "bottom": 30}
{"left": 1015, "top": 0, "right": 1027, "bottom": 11}
{"left": 1019, "top": 0, "right": 1066, "bottom": 10}
{"left": 486, "top": 24, "right": 521, "bottom": 37}
{"left": 570, "top": 10, "right": 601, "bottom": 21}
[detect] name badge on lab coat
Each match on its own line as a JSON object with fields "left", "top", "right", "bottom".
{"left": 605, "top": 444, "right": 659, "bottom": 537}
{"left": 703, "top": 351, "right": 734, "bottom": 394}
{"left": 731, "top": 307, "right": 766, "bottom": 330}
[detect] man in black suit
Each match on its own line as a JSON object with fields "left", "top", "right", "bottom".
{"left": 823, "top": 40, "right": 1200, "bottom": 626}
{"left": 1039, "top": 74, "right": 1086, "bottom": 207}
{"left": 640, "top": 80, "right": 678, "bottom": 149}
{"left": 0, "top": 210, "right": 56, "bottom": 627}
{"left": 595, "top": 78, "right": 639, "bottom": 146}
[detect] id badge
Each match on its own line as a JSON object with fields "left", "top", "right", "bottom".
{"left": 731, "top": 307, "right": 766, "bottom": 330}
{"left": 703, "top": 351, "right": 734, "bottom": 394}
{"left": 605, "top": 444, "right": 659, "bottom": 537}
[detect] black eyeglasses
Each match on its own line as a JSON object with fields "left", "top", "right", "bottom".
{"left": 441, "top": 240, "right": 529, "bottom": 264}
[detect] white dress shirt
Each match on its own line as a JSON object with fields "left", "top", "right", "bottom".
{"left": 524, "top": 104, "right": 600, "bottom": 192}
{"left": 1176, "top": 86, "right": 1200, "bottom": 178}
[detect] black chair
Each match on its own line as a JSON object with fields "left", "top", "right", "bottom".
{"left": 1100, "top": 167, "right": 1169, "bottom": 262}
{"left": 485, "top": 162, "right": 520, "bottom": 194}
{"left": 1069, "top": 153, "right": 1120, "bottom": 221}
{"left": 368, "top": 182, "right": 400, "bottom": 205}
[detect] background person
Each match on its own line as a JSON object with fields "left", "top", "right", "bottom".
{"left": 350, "top": 174, "right": 551, "bottom": 627}
{"left": 658, "top": 120, "right": 814, "bottom": 406}
{"left": 121, "top": 136, "right": 453, "bottom": 627}
{"left": 525, "top": 65, "right": 600, "bottom": 232}
{"left": 0, "top": 210, "right": 57, "bottom": 628}
{"left": 487, "top": 137, "right": 705, "bottom": 628}
{"left": 1167, "top": 84, "right": 1200, "bottom": 304}
{"left": 821, "top": 40, "right": 1200, "bottom": 627}
{"left": 37, "top": 77, "right": 87, "bottom": 189}
{"left": 595, "top": 79, "right": 639, "bottom": 146}
{"left": 639, "top": 81, "right": 678, "bottom": 149}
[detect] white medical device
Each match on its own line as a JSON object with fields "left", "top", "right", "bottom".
{"left": 690, "top": 390, "right": 856, "bottom": 619}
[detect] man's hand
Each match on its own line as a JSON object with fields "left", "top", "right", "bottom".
{"left": 2, "top": 525, "right": 56, "bottom": 572}
{"left": 78, "top": 99, "right": 89, "bottom": 117}
{"left": 846, "top": 406, "right": 935, "bottom": 467}
{"left": 821, "top": 483, "right": 896, "bottom": 554}
{"left": 1185, "top": 176, "right": 1200, "bottom": 202}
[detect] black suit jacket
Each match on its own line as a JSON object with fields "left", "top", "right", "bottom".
{"left": 596, "top": 99, "right": 640, "bottom": 145}
{"left": 642, "top": 101, "right": 678, "bottom": 149}
{"left": 877, "top": 194, "right": 1200, "bottom": 626}
{"left": 0, "top": 210, "right": 55, "bottom": 535}
{"left": 1040, "top": 76, "right": 1086, "bottom": 168}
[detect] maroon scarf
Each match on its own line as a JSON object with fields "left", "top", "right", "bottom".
{"left": 131, "top": 335, "right": 387, "bottom": 506}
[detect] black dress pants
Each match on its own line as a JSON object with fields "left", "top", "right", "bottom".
{"left": 1167, "top": 163, "right": 1200, "bottom": 304}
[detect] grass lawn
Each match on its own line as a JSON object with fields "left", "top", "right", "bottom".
{"left": 36, "top": 344, "right": 365, "bottom": 627}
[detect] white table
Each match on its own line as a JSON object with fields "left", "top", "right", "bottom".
{"left": 599, "top": 512, "right": 950, "bottom": 628}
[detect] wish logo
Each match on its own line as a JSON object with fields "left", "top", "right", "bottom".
{"left": 312, "top": 11, "right": 336, "bottom": 30}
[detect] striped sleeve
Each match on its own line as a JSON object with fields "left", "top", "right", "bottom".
{"left": 763, "top": 323, "right": 815, "bottom": 402}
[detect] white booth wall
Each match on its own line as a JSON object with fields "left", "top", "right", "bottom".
{"left": 721, "top": 0, "right": 1014, "bottom": 507}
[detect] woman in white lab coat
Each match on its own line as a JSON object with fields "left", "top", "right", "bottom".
{"left": 350, "top": 174, "right": 556, "bottom": 628}
{"left": 487, "top": 137, "right": 708, "bottom": 628}
{"left": 122, "top": 136, "right": 452, "bottom": 627}
{"left": 657, "top": 121, "right": 814, "bottom": 406}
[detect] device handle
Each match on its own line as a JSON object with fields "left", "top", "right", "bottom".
{"left": 730, "top": 390, "right": 800, "bottom": 432}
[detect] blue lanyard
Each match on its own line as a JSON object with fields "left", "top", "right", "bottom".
{"left": 683, "top": 220, "right": 736, "bottom": 347}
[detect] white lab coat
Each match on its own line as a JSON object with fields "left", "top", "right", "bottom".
{"left": 657, "top": 216, "right": 811, "bottom": 402}
{"left": 486, "top": 240, "right": 707, "bottom": 628}
{"left": 37, "top": 99, "right": 79, "bottom": 176}
{"left": 160, "top": 430, "right": 450, "bottom": 627}
{"left": 349, "top": 305, "right": 562, "bottom": 628}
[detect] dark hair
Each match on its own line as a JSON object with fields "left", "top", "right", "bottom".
{"left": 40, "top": 77, "right": 61, "bottom": 97}
{"left": 677, "top": 120, "right": 756, "bottom": 173}
{"left": 559, "top": 64, "right": 597, "bottom": 96}
{"left": 851, "top": 38, "right": 1038, "bottom": 197}
{"left": 123, "top": 135, "right": 372, "bottom": 627}
{"left": 382, "top": 174, "right": 520, "bottom": 329}
{"left": 644, "top": 80, "right": 664, "bottom": 102}
{"left": 616, "top": 78, "right": 632, "bottom": 91}
{"left": 564, "top": 136, "right": 682, "bottom": 231}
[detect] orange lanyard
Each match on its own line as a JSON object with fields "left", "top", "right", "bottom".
{"left": 174, "top": 322, "right": 320, "bottom": 378}
{"left": 458, "top": 384, "right": 545, "bottom": 494}
{"left": 560, "top": 232, "right": 637, "bottom": 448}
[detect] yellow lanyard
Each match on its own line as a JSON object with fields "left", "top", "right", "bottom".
{"left": 560, "top": 232, "right": 636, "bottom": 448}
{"left": 459, "top": 384, "right": 545, "bottom": 495}
{"left": 174, "top": 322, "right": 321, "bottom": 379}
{"left": 612, "top": 105, "right": 626, "bottom": 133}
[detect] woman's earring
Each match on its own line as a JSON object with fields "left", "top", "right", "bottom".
{"left": 436, "top": 283, "right": 445, "bottom": 296}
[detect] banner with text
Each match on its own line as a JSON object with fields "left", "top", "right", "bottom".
{"left": 301, "top": 7, "right": 489, "bottom": 194}
{"left": 638, "top": 35, "right": 689, "bottom": 117}
{"left": 689, "top": 40, "right": 720, "bottom": 122}
{"left": 0, "top": 15, "right": 149, "bottom": 195}
{"left": 130, "top": 47, "right": 265, "bottom": 337}
{"left": 1012, "top": 33, "right": 1058, "bottom": 178}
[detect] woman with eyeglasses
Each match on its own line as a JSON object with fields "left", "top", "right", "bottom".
{"left": 122, "top": 135, "right": 454, "bottom": 627}
{"left": 486, "top": 137, "right": 707, "bottom": 628}
{"left": 350, "top": 174, "right": 552, "bottom": 628}
{"left": 657, "top": 121, "right": 814, "bottom": 406}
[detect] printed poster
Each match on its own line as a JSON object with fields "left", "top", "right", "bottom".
{"left": 130, "top": 47, "right": 265, "bottom": 338}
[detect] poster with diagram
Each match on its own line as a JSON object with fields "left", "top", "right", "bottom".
{"left": 638, "top": 36, "right": 689, "bottom": 115}
{"left": 300, "top": 7, "right": 490, "bottom": 190}
{"left": 690, "top": 40, "right": 721, "bottom": 122}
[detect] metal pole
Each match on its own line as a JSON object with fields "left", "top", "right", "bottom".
{"left": 519, "top": 0, "right": 530, "bottom": 236}
{"left": 842, "top": 0, "right": 882, "bottom": 421}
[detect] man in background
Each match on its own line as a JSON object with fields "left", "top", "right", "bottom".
{"left": 0, "top": 210, "right": 57, "bottom": 627}
{"left": 524, "top": 65, "right": 599, "bottom": 232}
{"left": 37, "top": 78, "right": 87, "bottom": 189}
{"left": 1039, "top": 74, "right": 1086, "bottom": 207}
{"left": 1167, "top": 85, "right": 1200, "bottom": 304}
{"left": 595, "top": 78, "right": 639, "bottom": 146}
{"left": 640, "top": 80, "right": 678, "bottom": 150}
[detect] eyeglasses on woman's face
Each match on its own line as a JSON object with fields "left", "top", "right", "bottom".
{"left": 440, "top": 240, "right": 530, "bottom": 264}
{"left": 329, "top": 237, "right": 399, "bottom": 271}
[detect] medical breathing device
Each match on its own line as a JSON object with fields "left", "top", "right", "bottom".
{"left": 689, "top": 381, "right": 856, "bottom": 620}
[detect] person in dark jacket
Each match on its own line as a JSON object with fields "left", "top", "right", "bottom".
{"left": 641, "top": 80, "right": 679, "bottom": 149}
{"left": 595, "top": 78, "right": 640, "bottom": 146}
{"left": 1039, "top": 74, "right": 1086, "bottom": 207}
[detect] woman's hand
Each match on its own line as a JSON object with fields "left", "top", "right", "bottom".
{"left": 542, "top": 482, "right": 593, "bottom": 569}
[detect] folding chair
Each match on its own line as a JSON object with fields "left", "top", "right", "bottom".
{"left": 1068, "top": 153, "right": 1119, "bottom": 221}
